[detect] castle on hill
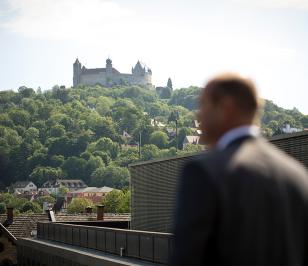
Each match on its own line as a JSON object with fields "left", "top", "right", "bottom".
{"left": 73, "top": 58, "right": 153, "bottom": 88}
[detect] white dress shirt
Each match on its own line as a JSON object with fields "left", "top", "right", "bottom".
{"left": 216, "top": 125, "right": 260, "bottom": 150}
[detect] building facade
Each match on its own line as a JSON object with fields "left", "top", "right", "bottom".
{"left": 130, "top": 131, "right": 308, "bottom": 233}
{"left": 67, "top": 186, "right": 114, "bottom": 203}
{"left": 40, "top": 179, "right": 87, "bottom": 194}
{"left": 11, "top": 181, "right": 37, "bottom": 194}
{"left": 73, "top": 58, "right": 153, "bottom": 88}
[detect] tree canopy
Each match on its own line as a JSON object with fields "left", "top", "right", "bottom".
{"left": 0, "top": 84, "right": 306, "bottom": 189}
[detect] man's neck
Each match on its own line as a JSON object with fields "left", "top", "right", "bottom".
{"left": 216, "top": 125, "right": 260, "bottom": 150}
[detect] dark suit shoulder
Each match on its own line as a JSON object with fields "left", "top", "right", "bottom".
{"left": 187, "top": 138, "right": 308, "bottom": 189}
{"left": 232, "top": 138, "right": 308, "bottom": 178}
{"left": 221, "top": 137, "right": 308, "bottom": 196}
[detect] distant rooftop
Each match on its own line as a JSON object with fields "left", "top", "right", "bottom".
{"left": 0, "top": 213, "right": 130, "bottom": 239}
{"left": 0, "top": 214, "right": 49, "bottom": 239}
{"left": 11, "top": 181, "right": 35, "bottom": 188}
{"left": 70, "top": 186, "right": 114, "bottom": 194}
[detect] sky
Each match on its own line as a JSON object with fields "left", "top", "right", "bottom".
{"left": 0, "top": 0, "right": 308, "bottom": 114}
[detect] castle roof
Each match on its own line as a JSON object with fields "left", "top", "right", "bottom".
{"left": 134, "top": 60, "right": 144, "bottom": 71}
{"left": 81, "top": 67, "right": 120, "bottom": 75}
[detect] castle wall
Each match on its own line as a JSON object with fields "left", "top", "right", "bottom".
{"left": 80, "top": 73, "right": 108, "bottom": 86}
{"left": 79, "top": 72, "right": 152, "bottom": 88}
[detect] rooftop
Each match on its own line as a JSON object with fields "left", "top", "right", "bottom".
{"left": 55, "top": 213, "right": 130, "bottom": 223}
{"left": 184, "top": 135, "right": 200, "bottom": 144}
{"left": 0, "top": 213, "right": 49, "bottom": 239}
{"left": 0, "top": 213, "right": 130, "bottom": 239}
{"left": 70, "top": 186, "right": 114, "bottom": 194}
{"left": 11, "top": 181, "right": 34, "bottom": 188}
{"left": 81, "top": 67, "right": 120, "bottom": 75}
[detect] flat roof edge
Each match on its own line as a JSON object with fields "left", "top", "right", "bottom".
{"left": 269, "top": 130, "right": 308, "bottom": 141}
{"left": 130, "top": 131, "right": 308, "bottom": 167}
{"left": 129, "top": 151, "right": 203, "bottom": 168}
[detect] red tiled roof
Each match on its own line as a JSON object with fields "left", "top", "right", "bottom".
{"left": 0, "top": 214, "right": 49, "bottom": 239}
{"left": 0, "top": 213, "right": 130, "bottom": 238}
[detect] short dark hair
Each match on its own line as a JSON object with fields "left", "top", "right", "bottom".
{"left": 205, "top": 73, "right": 259, "bottom": 115}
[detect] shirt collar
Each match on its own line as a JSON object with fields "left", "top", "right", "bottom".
{"left": 216, "top": 125, "right": 260, "bottom": 150}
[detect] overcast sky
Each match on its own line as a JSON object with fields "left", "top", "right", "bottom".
{"left": 0, "top": 0, "right": 308, "bottom": 114}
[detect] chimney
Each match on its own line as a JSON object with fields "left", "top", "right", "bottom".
{"left": 46, "top": 210, "right": 56, "bottom": 222}
{"left": 85, "top": 206, "right": 93, "bottom": 215}
{"left": 97, "top": 205, "right": 105, "bottom": 220}
{"left": 6, "top": 207, "right": 13, "bottom": 222}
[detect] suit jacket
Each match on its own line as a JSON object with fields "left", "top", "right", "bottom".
{"left": 170, "top": 137, "right": 308, "bottom": 266}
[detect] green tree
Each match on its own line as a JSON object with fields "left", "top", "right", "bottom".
{"left": 96, "top": 96, "right": 113, "bottom": 116}
{"left": 94, "top": 137, "right": 119, "bottom": 159}
{"left": 90, "top": 165, "right": 130, "bottom": 189}
{"left": 92, "top": 151, "right": 111, "bottom": 165}
{"left": 116, "top": 147, "right": 139, "bottom": 167}
{"left": 102, "top": 190, "right": 122, "bottom": 213}
{"left": 84, "top": 156, "right": 105, "bottom": 183}
{"left": 67, "top": 198, "right": 94, "bottom": 214}
{"left": 1, "top": 84, "right": 306, "bottom": 188}
{"left": 177, "top": 127, "right": 192, "bottom": 150}
{"left": 160, "top": 87, "right": 172, "bottom": 99}
{"left": 52, "top": 85, "right": 70, "bottom": 103}
{"left": 102, "top": 190, "right": 130, "bottom": 213}
{"left": 169, "top": 86, "right": 200, "bottom": 110}
{"left": 0, "top": 202, "right": 6, "bottom": 214}
{"left": 179, "top": 144, "right": 203, "bottom": 154}
{"left": 58, "top": 186, "right": 69, "bottom": 197}
{"left": 35, "top": 196, "right": 56, "bottom": 208}
{"left": 49, "top": 124, "right": 66, "bottom": 138}
{"left": 18, "top": 86, "right": 35, "bottom": 98}
{"left": 20, "top": 201, "right": 42, "bottom": 213}
{"left": 50, "top": 155, "right": 65, "bottom": 167}
{"left": 30, "top": 167, "right": 63, "bottom": 187}
{"left": 62, "top": 156, "right": 87, "bottom": 180}
{"left": 8, "top": 109, "right": 30, "bottom": 127}
{"left": 141, "top": 144, "right": 161, "bottom": 161}
{"left": 119, "top": 190, "right": 130, "bottom": 213}
{"left": 112, "top": 99, "right": 143, "bottom": 133}
{"left": 7, "top": 197, "right": 28, "bottom": 209}
{"left": 27, "top": 150, "right": 48, "bottom": 169}
{"left": 149, "top": 131, "right": 168, "bottom": 149}
{"left": 0, "top": 193, "right": 14, "bottom": 205}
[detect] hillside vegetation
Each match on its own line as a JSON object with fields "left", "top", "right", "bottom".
{"left": 0, "top": 84, "right": 307, "bottom": 189}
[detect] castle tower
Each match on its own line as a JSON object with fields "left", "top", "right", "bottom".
{"left": 106, "top": 58, "right": 113, "bottom": 74}
{"left": 167, "top": 78, "right": 173, "bottom": 90}
{"left": 73, "top": 58, "right": 82, "bottom": 87}
{"left": 132, "top": 61, "right": 146, "bottom": 76}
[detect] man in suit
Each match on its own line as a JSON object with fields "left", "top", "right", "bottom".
{"left": 170, "top": 73, "right": 308, "bottom": 266}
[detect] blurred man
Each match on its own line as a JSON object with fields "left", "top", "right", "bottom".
{"left": 170, "top": 73, "right": 308, "bottom": 266}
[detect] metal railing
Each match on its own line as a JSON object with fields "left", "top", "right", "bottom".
{"left": 37, "top": 222, "right": 173, "bottom": 264}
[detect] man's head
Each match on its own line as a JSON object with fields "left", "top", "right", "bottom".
{"left": 198, "top": 73, "right": 260, "bottom": 148}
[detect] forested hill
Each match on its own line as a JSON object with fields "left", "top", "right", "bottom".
{"left": 0, "top": 85, "right": 307, "bottom": 188}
